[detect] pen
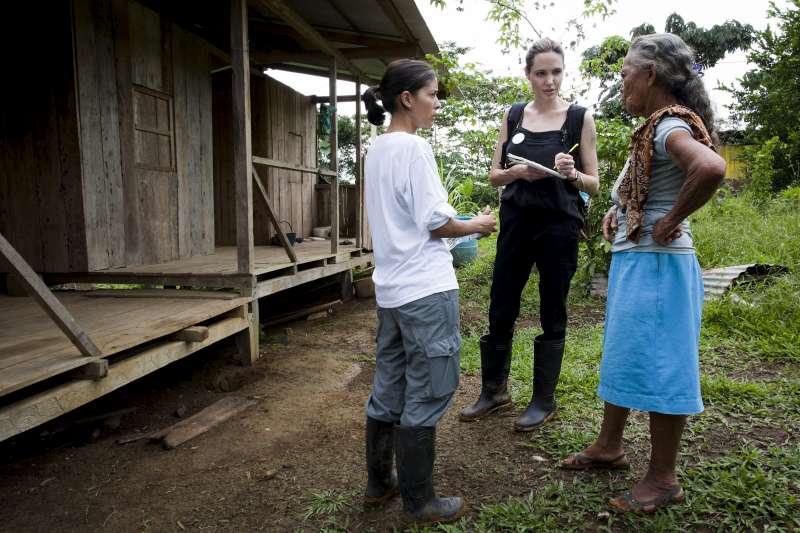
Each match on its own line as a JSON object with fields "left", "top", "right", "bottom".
{"left": 554, "top": 143, "right": 580, "bottom": 170}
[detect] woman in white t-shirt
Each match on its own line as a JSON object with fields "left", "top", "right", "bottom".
{"left": 360, "top": 59, "right": 496, "bottom": 526}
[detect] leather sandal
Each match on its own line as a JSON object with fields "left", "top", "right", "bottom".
{"left": 561, "top": 452, "right": 630, "bottom": 470}
{"left": 610, "top": 485, "right": 685, "bottom": 513}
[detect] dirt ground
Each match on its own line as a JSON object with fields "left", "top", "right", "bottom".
{"left": 0, "top": 297, "right": 610, "bottom": 533}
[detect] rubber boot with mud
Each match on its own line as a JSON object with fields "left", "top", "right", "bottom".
{"left": 459, "top": 335, "right": 513, "bottom": 422}
{"left": 394, "top": 425, "right": 466, "bottom": 526}
{"left": 514, "top": 336, "right": 565, "bottom": 432}
{"left": 364, "top": 417, "right": 398, "bottom": 507}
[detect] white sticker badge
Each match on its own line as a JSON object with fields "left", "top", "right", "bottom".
{"left": 511, "top": 132, "right": 525, "bottom": 145}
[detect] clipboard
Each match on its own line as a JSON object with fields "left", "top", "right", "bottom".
{"left": 507, "top": 153, "right": 570, "bottom": 180}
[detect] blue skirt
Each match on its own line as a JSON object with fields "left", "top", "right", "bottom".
{"left": 598, "top": 252, "right": 704, "bottom": 415}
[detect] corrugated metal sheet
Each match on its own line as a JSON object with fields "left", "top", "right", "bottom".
{"left": 702, "top": 263, "right": 789, "bottom": 301}
{"left": 590, "top": 263, "right": 788, "bottom": 301}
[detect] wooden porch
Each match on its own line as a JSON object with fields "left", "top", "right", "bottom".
{"left": 45, "top": 242, "right": 372, "bottom": 292}
{"left": 0, "top": 290, "right": 251, "bottom": 441}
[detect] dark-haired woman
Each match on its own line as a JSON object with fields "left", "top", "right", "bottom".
{"left": 561, "top": 34, "right": 726, "bottom": 513}
{"left": 361, "top": 59, "right": 497, "bottom": 526}
{"left": 460, "top": 38, "right": 600, "bottom": 431}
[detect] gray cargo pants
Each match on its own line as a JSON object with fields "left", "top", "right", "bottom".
{"left": 366, "top": 289, "right": 461, "bottom": 427}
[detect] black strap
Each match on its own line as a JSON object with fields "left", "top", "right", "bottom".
{"left": 500, "top": 102, "right": 527, "bottom": 168}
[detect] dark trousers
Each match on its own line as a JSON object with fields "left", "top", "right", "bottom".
{"left": 488, "top": 202, "right": 579, "bottom": 342}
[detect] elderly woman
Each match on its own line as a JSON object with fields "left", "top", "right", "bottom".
{"left": 561, "top": 33, "right": 726, "bottom": 513}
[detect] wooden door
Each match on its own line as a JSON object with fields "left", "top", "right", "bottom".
{"left": 125, "top": 1, "right": 178, "bottom": 265}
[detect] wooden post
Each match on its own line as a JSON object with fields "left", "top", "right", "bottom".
{"left": 235, "top": 300, "right": 260, "bottom": 366}
{"left": 0, "top": 232, "right": 101, "bottom": 357}
{"left": 231, "top": 0, "right": 254, "bottom": 275}
{"left": 329, "top": 57, "right": 339, "bottom": 255}
{"left": 355, "top": 79, "right": 363, "bottom": 249}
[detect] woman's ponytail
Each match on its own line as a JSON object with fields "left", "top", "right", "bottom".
{"left": 362, "top": 86, "right": 386, "bottom": 126}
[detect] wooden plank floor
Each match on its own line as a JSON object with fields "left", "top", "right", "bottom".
{"left": 0, "top": 291, "right": 248, "bottom": 398}
{"left": 94, "top": 242, "right": 362, "bottom": 276}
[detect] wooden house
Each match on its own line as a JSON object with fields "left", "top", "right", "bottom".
{"left": 0, "top": 0, "right": 438, "bottom": 441}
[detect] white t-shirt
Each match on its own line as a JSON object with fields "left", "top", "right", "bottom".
{"left": 365, "top": 132, "right": 458, "bottom": 308}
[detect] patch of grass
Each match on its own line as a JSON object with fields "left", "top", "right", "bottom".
{"left": 691, "top": 192, "right": 800, "bottom": 270}
{"left": 702, "top": 274, "right": 800, "bottom": 363}
{"left": 302, "top": 489, "right": 355, "bottom": 520}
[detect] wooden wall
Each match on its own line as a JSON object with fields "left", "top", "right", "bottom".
{"left": 0, "top": 2, "right": 87, "bottom": 273}
{"left": 73, "top": 0, "right": 214, "bottom": 270}
{"left": 214, "top": 72, "right": 318, "bottom": 245}
{"left": 315, "top": 184, "right": 358, "bottom": 238}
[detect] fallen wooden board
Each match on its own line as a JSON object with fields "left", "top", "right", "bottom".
{"left": 148, "top": 396, "right": 255, "bottom": 450}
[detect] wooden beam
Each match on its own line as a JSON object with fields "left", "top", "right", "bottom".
{"left": 355, "top": 79, "right": 363, "bottom": 249}
{"left": 249, "top": 19, "right": 407, "bottom": 48}
{"left": 252, "top": 168, "right": 298, "bottom": 263}
{"left": 252, "top": 0, "right": 370, "bottom": 81}
{"left": 0, "top": 232, "right": 101, "bottom": 358}
{"left": 75, "top": 360, "right": 109, "bottom": 381}
{"left": 254, "top": 45, "right": 420, "bottom": 64}
{"left": 376, "top": 0, "right": 417, "bottom": 43}
{"left": 254, "top": 255, "right": 374, "bottom": 298}
{"left": 311, "top": 94, "right": 360, "bottom": 104}
{"left": 329, "top": 57, "right": 339, "bottom": 255}
{"left": 44, "top": 272, "right": 256, "bottom": 290}
{"left": 252, "top": 155, "right": 336, "bottom": 177}
{"left": 171, "top": 326, "right": 211, "bottom": 342}
{"left": 231, "top": 0, "right": 255, "bottom": 275}
{"left": 262, "top": 62, "right": 375, "bottom": 84}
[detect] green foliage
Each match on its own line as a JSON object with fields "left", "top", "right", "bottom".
{"left": 726, "top": 1, "right": 800, "bottom": 190}
{"left": 741, "top": 136, "right": 783, "bottom": 200}
{"left": 581, "top": 14, "right": 754, "bottom": 119}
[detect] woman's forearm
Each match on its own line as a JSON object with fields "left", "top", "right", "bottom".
{"left": 572, "top": 171, "right": 600, "bottom": 196}
{"left": 660, "top": 161, "right": 725, "bottom": 228}
{"left": 430, "top": 218, "right": 481, "bottom": 239}
{"left": 489, "top": 168, "right": 515, "bottom": 187}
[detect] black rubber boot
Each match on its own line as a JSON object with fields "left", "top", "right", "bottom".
{"left": 459, "top": 335, "right": 513, "bottom": 421}
{"left": 514, "top": 336, "right": 565, "bottom": 432}
{"left": 364, "top": 417, "right": 398, "bottom": 506}
{"left": 394, "top": 425, "right": 466, "bottom": 526}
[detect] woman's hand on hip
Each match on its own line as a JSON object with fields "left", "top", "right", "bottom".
{"left": 506, "top": 163, "right": 549, "bottom": 182}
{"left": 602, "top": 206, "right": 618, "bottom": 243}
{"left": 652, "top": 217, "right": 683, "bottom": 245}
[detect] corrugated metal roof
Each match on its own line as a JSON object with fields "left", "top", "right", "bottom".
{"left": 589, "top": 263, "right": 789, "bottom": 301}
{"left": 702, "top": 263, "right": 789, "bottom": 301}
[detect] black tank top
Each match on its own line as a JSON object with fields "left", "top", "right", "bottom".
{"left": 501, "top": 103, "right": 586, "bottom": 222}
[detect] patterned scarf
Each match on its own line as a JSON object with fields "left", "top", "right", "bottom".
{"left": 617, "top": 104, "right": 714, "bottom": 243}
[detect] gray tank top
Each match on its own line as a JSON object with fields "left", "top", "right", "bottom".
{"left": 610, "top": 117, "right": 695, "bottom": 254}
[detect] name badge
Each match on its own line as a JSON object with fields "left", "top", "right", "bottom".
{"left": 511, "top": 132, "right": 525, "bottom": 145}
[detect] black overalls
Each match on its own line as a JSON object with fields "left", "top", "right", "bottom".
{"left": 488, "top": 103, "right": 587, "bottom": 342}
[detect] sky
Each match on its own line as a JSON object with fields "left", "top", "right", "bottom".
{"left": 266, "top": 0, "right": 785, "bottom": 123}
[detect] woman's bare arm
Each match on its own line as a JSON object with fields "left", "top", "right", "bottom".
{"left": 652, "top": 130, "right": 726, "bottom": 244}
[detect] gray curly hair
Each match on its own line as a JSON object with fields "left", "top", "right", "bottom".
{"left": 627, "top": 33, "right": 716, "bottom": 138}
